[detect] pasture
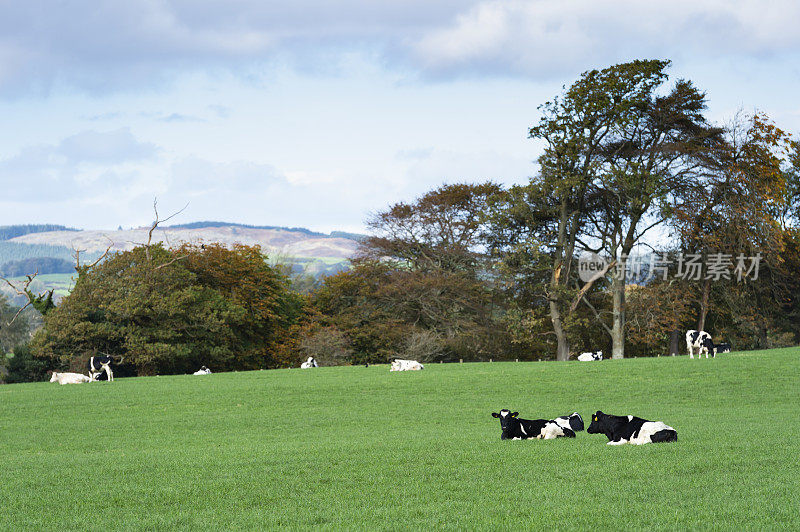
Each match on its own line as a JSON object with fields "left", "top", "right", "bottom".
{"left": 2, "top": 348, "right": 799, "bottom": 530}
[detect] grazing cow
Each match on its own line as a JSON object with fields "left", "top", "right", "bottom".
{"left": 686, "top": 330, "right": 714, "bottom": 358}
{"left": 390, "top": 359, "right": 424, "bottom": 371}
{"left": 587, "top": 410, "right": 677, "bottom": 445}
{"left": 49, "top": 372, "right": 91, "bottom": 385}
{"left": 300, "top": 357, "right": 318, "bottom": 369}
{"left": 88, "top": 354, "right": 123, "bottom": 381}
{"left": 491, "top": 409, "right": 578, "bottom": 440}
{"left": 577, "top": 351, "right": 603, "bottom": 361}
{"left": 715, "top": 342, "right": 732, "bottom": 354}
{"left": 193, "top": 366, "right": 212, "bottom": 375}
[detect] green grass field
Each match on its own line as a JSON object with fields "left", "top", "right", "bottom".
{"left": 2, "top": 348, "right": 799, "bottom": 530}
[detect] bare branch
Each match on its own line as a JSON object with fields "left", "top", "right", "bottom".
{"left": 1, "top": 276, "right": 24, "bottom": 295}
{"left": 1, "top": 272, "right": 41, "bottom": 325}
{"left": 153, "top": 255, "right": 188, "bottom": 271}
{"left": 581, "top": 295, "right": 613, "bottom": 336}
{"left": 145, "top": 198, "right": 189, "bottom": 260}
{"left": 5, "top": 301, "right": 31, "bottom": 326}
{"left": 86, "top": 236, "right": 115, "bottom": 270}
{"left": 71, "top": 243, "right": 87, "bottom": 270}
{"left": 1, "top": 271, "right": 38, "bottom": 295}
{"left": 569, "top": 260, "right": 616, "bottom": 314}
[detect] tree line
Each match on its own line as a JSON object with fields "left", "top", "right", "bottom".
{"left": 1, "top": 59, "right": 798, "bottom": 380}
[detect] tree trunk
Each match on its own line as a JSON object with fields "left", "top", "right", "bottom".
{"left": 549, "top": 299, "right": 570, "bottom": 361}
{"left": 611, "top": 271, "right": 625, "bottom": 359}
{"left": 697, "top": 278, "right": 711, "bottom": 331}
{"left": 669, "top": 329, "right": 680, "bottom": 356}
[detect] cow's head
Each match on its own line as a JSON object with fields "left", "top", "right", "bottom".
{"left": 49, "top": 372, "right": 59, "bottom": 382}
{"left": 701, "top": 337, "right": 716, "bottom": 356}
{"left": 491, "top": 409, "right": 519, "bottom": 432}
{"left": 587, "top": 411, "right": 606, "bottom": 434}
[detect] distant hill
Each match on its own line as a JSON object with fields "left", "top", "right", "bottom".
{"left": 0, "top": 224, "right": 78, "bottom": 241}
{"left": 9, "top": 224, "right": 361, "bottom": 259}
{"left": 166, "top": 221, "right": 330, "bottom": 238}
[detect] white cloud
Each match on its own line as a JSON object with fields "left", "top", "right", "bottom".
{"left": 1, "top": 0, "right": 798, "bottom": 94}
{"left": 0, "top": 128, "right": 157, "bottom": 200}
{"left": 412, "top": 0, "right": 800, "bottom": 79}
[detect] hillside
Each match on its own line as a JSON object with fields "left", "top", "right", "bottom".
{"left": 1, "top": 348, "right": 798, "bottom": 529}
{"left": 8, "top": 223, "right": 360, "bottom": 259}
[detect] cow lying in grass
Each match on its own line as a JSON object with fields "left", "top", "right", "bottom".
{"left": 715, "top": 342, "right": 732, "bottom": 354}
{"left": 193, "top": 366, "right": 212, "bottom": 375}
{"left": 300, "top": 357, "right": 318, "bottom": 369}
{"left": 491, "top": 409, "right": 582, "bottom": 440}
{"left": 577, "top": 351, "right": 602, "bottom": 361}
{"left": 390, "top": 359, "right": 423, "bottom": 371}
{"left": 49, "top": 372, "right": 91, "bottom": 385}
{"left": 587, "top": 411, "right": 677, "bottom": 445}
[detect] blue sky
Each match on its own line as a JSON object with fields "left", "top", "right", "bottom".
{"left": 0, "top": 0, "right": 798, "bottom": 233}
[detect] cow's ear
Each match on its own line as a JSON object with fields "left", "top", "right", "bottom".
{"left": 511, "top": 412, "right": 519, "bottom": 418}
{"left": 492, "top": 412, "right": 500, "bottom": 418}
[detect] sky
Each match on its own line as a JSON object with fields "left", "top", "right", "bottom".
{"left": 0, "top": 0, "right": 798, "bottom": 234}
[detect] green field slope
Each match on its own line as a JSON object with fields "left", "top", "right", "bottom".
{"left": 2, "top": 348, "right": 799, "bottom": 530}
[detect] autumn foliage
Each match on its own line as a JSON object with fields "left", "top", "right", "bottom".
{"left": 30, "top": 243, "right": 304, "bottom": 375}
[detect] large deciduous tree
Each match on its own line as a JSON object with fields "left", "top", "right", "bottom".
{"left": 489, "top": 59, "right": 716, "bottom": 360}
{"left": 30, "top": 243, "right": 304, "bottom": 375}
{"left": 670, "top": 113, "right": 792, "bottom": 339}
{"left": 583, "top": 65, "right": 722, "bottom": 358}
{"left": 309, "top": 183, "right": 512, "bottom": 363}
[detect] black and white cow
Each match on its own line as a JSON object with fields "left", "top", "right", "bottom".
{"left": 715, "top": 342, "right": 732, "bottom": 354}
{"left": 587, "top": 411, "right": 677, "bottom": 445}
{"left": 300, "top": 357, "right": 318, "bottom": 369}
{"left": 87, "top": 354, "right": 120, "bottom": 381}
{"left": 554, "top": 412, "right": 585, "bottom": 433}
{"left": 491, "top": 409, "right": 580, "bottom": 440}
{"left": 686, "top": 330, "right": 714, "bottom": 358}
{"left": 577, "top": 351, "right": 603, "bottom": 361}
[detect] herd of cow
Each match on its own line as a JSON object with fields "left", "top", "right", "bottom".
{"left": 48, "top": 356, "right": 211, "bottom": 385}
{"left": 576, "top": 330, "right": 731, "bottom": 362}
{"left": 48, "top": 329, "right": 731, "bottom": 385}
{"left": 491, "top": 409, "right": 678, "bottom": 445}
{"left": 49, "top": 331, "right": 730, "bottom": 446}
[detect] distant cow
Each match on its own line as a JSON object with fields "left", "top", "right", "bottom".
{"left": 88, "top": 354, "right": 122, "bottom": 381}
{"left": 193, "top": 366, "right": 212, "bottom": 375}
{"left": 49, "top": 372, "right": 91, "bottom": 385}
{"left": 587, "top": 410, "right": 677, "bottom": 445}
{"left": 491, "top": 409, "right": 578, "bottom": 440}
{"left": 300, "top": 357, "right": 318, "bottom": 369}
{"left": 390, "top": 359, "right": 423, "bottom": 371}
{"left": 577, "top": 351, "right": 603, "bottom": 361}
{"left": 686, "top": 330, "right": 714, "bottom": 358}
{"left": 715, "top": 342, "right": 732, "bottom": 354}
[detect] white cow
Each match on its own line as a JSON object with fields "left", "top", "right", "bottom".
{"left": 686, "top": 330, "right": 714, "bottom": 358}
{"left": 390, "top": 359, "right": 424, "bottom": 371}
{"left": 300, "top": 357, "right": 318, "bottom": 369}
{"left": 193, "top": 366, "right": 212, "bottom": 375}
{"left": 577, "top": 351, "right": 603, "bottom": 361}
{"left": 49, "top": 372, "right": 91, "bottom": 385}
